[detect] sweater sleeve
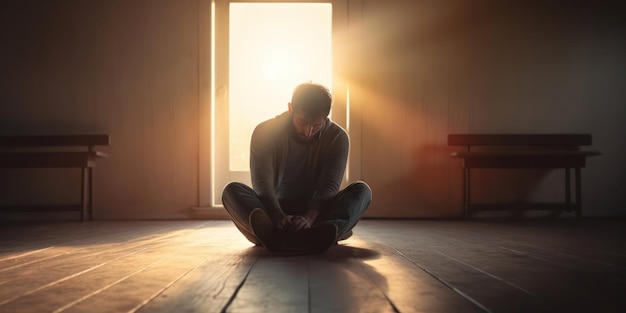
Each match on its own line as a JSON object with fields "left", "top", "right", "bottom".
{"left": 307, "top": 130, "right": 350, "bottom": 213}
{"left": 250, "top": 123, "right": 285, "bottom": 223}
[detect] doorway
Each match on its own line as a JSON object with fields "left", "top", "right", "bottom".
{"left": 211, "top": 1, "right": 338, "bottom": 206}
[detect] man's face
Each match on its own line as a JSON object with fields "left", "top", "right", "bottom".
{"left": 290, "top": 110, "right": 325, "bottom": 143}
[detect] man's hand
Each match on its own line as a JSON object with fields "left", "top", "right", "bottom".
{"left": 278, "top": 215, "right": 292, "bottom": 230}
{"left": 279, "top": 215, "right": 312, "bottom": 232}
{"left": 289, "top": 215, "right": 311, "bottom": 232}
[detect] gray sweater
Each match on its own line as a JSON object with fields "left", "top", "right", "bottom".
{"left": 250, "top": 111, "right": 349, "bottom": 222}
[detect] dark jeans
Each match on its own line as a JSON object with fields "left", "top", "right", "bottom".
{"left": 221, "top": 181, "right": 372, "bottom": 245}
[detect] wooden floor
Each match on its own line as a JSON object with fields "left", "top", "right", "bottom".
{"left": 1, "top": 219, "right": 625, "bottom": 313}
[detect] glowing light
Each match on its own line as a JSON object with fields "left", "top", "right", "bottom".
{"left": 229, "top": 3, "right": 333, "bottom": 171}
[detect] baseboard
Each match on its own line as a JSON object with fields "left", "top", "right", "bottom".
{"left": 190, "top": 206, "right": 230, "bottom": 220}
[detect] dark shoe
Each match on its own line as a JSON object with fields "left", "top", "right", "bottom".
{"left": 293, "top": 223, "right": 338, "bottom": 253}
{"left": 249, "top": 208, "right": 281, "bottom": 251}
{"left": 249, "top": 209, "right": 307, "bottom": 253}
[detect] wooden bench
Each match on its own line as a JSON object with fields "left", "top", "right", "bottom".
{"left": 0, "top": 135, "right": 110, "bottom": 221}
{"left": 448, "top": 134, "right": 600, "bottom": 219}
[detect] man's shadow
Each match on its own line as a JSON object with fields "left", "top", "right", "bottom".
{"left": 242, "top": 243, "right": 391, "bottom": 311}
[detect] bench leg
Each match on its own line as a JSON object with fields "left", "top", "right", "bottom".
{"left": 575, "top": 167, "right": 582, "bottom": 220}
{"left": 89, "top": 167, "right": 94, "bottom": 221}
{"left": 565, "top": 168, "right": 571, "bottom": 205}
{"left": 463, "top": 167, "right": 470, "bottom": 218}
{"left": 80, "top": 167, "right": 87, "bottom": 222}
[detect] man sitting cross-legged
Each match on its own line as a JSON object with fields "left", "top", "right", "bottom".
{"left": 222, "top": 83, "right": 372, "bottom": 253}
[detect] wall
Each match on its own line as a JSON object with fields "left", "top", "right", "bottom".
{"left": 357, "top": 0, "right": 626, "bottom": 217}
{"left": 0, "top": 0, "right": 624, "bottom": 219}
{"left": 0, "top": 0, "right": 201, "bottom": 219}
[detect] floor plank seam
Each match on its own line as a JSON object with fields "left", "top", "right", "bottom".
{"left": 0, "top": 247, "right": 54, "bottom": 262}
{"left": 0, "top": 221, "right": 212, "bottom": 257}
{"left": 219, "top": 253, "right": 260, "bottom": 313}
{"left": 130, "top": 231, "right": 248, "bottom": 313}
{"left": 49, "top": 251, "right": 169, "bottom": 313}
{"left": 211, "top": 252, "right": 251, "bottom": 299}
{"left": 0, "top": 248, "right": 83, "bottom": 273}
{"left": 49, "top": 230, "right": 230, "bottom": 313}
{"left": 388, "top": 244, "right": 493, "bottom": 313}
{"left": 0, "top": 227, "right": 200, "bottom": 274}
{"left": 558, "top": 251, "right": 619, "bottom": 267}
{"left": 0, "top": 262, "right": 109, "bottom": 307}
{"left": 128, "top": 255, "right": 215, "bottom": 313}
{"left": 494, "top": 245, "right": 575, "bottom": 270}
{"left": 0, "top": 222, "right": 175, "bottom": 255}
{"left": 1, "top": 245, "right": 153, "bottom": 308}
{"left": 429, "top": 247, "right": 538, "bottom": 297}
{"left": 307, "top": 261, "right": 311, "bottom": 313}
{"left": 353, "top": 252, "right": 401, "bottom": 313}
{"left": 2, "top": 227, "right": 222, "bottom": 311}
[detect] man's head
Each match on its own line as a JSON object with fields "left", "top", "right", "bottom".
{"left": 288, "top": 83, "right": 332, "bottom": 142}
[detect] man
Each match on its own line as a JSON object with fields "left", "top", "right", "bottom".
{"left": 222, "top": 83, "right": 371, "bottom": 253}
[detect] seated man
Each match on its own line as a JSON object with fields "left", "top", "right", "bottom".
{"left": 222, "top": 83, "right": 372, "bottom": 253}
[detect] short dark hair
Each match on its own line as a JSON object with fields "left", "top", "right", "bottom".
{"left": 290, "top": 83, "right": 332, "bottom": 118}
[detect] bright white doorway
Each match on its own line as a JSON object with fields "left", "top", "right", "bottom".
{"left": 211, "top": 1, "right": 335, "bottom": 206}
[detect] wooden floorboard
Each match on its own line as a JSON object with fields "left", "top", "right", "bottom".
{"left": 0, "top": 219, "right": 625, "bottom": 312}
{"left": 361, "top": 220, "right": 626, "bottom": 313}
{"left": 137, "top": 236, "right": 260, "bottom": 312}
{"left": 306, "top": 246, "right": 395, "bottom": 313}
{"left": 337, "top": 237, "right": 484, "bottom": 313}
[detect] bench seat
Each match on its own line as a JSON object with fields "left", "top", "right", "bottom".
{"left": 451, "top": 150, "right": 599, "bottom": 168}
{"left": 0, "top": 151, "right": 108, "bottom": 168}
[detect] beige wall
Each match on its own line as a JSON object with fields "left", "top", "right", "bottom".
{"left": 0, "top": 0, "right": 201, "bottom": 219}
{"left": 357, "top": 0, "right": 626, "bottom": 217}
{"left": 0, "top": 0, "right": 624, "bottom": 219}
